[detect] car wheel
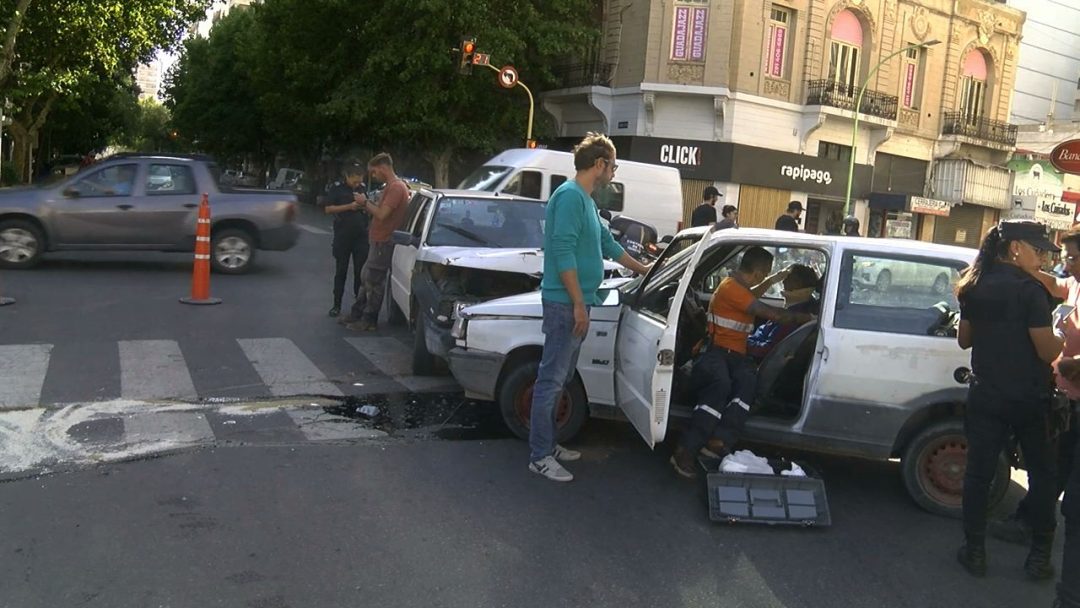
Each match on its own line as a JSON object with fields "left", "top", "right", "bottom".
{"left": 0, "top": 219, "right": 44, "bottom": 269}
{"left": 901, "top": 419, "right": 1010, "bottom": 518}
{"left": 211, "top": 228, "right": 256, "bottom": 274}
{"left": 875, "top": 270, "right": 892, "bottom": 292}
{"left": 389, "top": 300, "right": 407, "bottom": 326}
{"left": 931, "top": 273, "right": 950, "bottom": 295}
{"left": 497, "top": 359, "right": 588, "bottom": 443}
{"left": 412, "top": 316, "right": 437, "bottom": 376}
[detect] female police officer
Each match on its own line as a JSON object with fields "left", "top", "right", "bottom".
{"left": 955, "top": 220, "right": 1063, "bottom": 580}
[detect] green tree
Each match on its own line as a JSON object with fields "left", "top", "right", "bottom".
{"left": 4, "top": 0, "right": 209, "bottom": 180}
{"left": 39, "top": 70, "right": 141, "bottom": 161}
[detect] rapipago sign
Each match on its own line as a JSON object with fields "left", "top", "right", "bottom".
{"left": 1050, "top": 139, "right": 1080, "bottom": 175}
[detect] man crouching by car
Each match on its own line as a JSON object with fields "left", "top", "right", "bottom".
{"left": 527, "top": 132, "right": 652, "bottom": 483}
{"left": 670, "top": 247, "right": 815, "bottom": 478}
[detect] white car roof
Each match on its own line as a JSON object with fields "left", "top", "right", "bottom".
{"left": 698, "top": 227, "right": 976, "bottom": 261}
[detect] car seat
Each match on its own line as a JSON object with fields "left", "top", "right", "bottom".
{"left": 753, "top": 321, "right": 819, "bottom": 418}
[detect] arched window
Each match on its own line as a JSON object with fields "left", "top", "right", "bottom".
{"left": 959, "top": 50, "right": 988, "bottom": 124}
{"left": 828, "top": 10, "right": 864, "bottom": 93}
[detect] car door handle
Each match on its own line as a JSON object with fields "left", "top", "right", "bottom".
{"left": 116, "top": 204, "right": 134, "bottom": 210}
{"left": 183, "top": 203, "right": 198, "bottom": 208}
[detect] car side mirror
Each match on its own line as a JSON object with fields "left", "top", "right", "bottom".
{"left": 62, "top": 187, "right": 80, "bottom": 198}
{"left": 392, "top": 230, "right": 419, "bottom": 248}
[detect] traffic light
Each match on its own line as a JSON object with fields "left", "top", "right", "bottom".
{"left": 459, "top": 37, "right": 476, "bottom": 74}
{"left": 526, "top": 139, "right": 538, "bottom": 149}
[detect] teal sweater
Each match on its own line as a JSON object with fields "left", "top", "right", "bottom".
{"left": 541, "top": 180, "right": 625, "bottom": 305}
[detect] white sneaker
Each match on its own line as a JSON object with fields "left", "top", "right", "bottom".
{"left": 553, "top": 444, "right": 581, "bottom": 462}
{"left": 529, "top": 456, "right": 574, "bottom": 482}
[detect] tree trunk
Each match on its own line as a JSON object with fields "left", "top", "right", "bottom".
{"left": 423, "top": 146, "right": 454, "bottom": 189}
{"left": 9, "top": 93, "right": 58, "bottom": 182}
{"left": 0, "top": 0, "right": 34, "bottom": 90}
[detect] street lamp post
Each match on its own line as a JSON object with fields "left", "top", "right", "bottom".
{"left": 844, "top": 39, "right": 940, "bottom": 217}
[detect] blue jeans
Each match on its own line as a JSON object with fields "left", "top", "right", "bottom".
{"left": 529, "top": 300, "right": 585, "bottom": 462}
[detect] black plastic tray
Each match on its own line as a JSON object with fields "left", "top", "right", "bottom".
{"left": 705, "top": 464, "right": 831, "bottom": 527}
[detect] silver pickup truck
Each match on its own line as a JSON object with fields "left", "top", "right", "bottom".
{"left": 0, "top": 154, "right": 299, "bottom": 274}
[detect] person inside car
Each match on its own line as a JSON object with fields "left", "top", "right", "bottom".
{"left": 670, "top": 247, "right": 815, "bottom": 478}
{"left": 746, "top": 264, "right": 820, "bottom": 360}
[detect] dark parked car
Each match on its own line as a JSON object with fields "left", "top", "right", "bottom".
{"left": 0, "top": 154, "right": 299, "bottom": 274}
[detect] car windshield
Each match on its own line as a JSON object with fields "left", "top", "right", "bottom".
{"left": 458, "top": 165, "right": 513, "bottom": 192}
{"left": 427, "top": 197, "right": 546, "bottom": 248}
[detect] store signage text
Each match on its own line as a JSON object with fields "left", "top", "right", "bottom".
{"left": 659, "top": 144, "right": 701, "bottom": 166}
{"left": 781, "top": 164, "right": 832, "bottom": 185}
{"left": 909, "top": 196, "right": 951, "bottom": 217}
{"left": 1035, "top": 199, "right": 1076, "bottom": 231}
{"left": 1051, "top": 139, "right": 1080, "bottom": 175}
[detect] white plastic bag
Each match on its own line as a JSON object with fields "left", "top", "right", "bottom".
{"left": 720, "top": 450, "right": 773, "bottom": 475}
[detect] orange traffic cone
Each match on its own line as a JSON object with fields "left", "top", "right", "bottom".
{"left": 180, "top": 194, "right": 222, "bottom": 306}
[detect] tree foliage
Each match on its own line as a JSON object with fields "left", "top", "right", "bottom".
{"left": 165, "top": 0, "right": 598, "bottom": 186}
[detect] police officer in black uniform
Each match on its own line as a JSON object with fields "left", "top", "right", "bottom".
{"left": 955, "top": 220, "right": 1062, "bottom": 580}
{"left": 842, "top": 215, "right": 860, "bottom": 236}
{"left": 321, "top": 165, "right": 368, "bottom": 317}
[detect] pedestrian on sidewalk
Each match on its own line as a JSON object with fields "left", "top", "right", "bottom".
{"left": 322, "top": 164, "right": 368, "bottom": 318}
{"left": 715, "top": 205, "right": 738, "bottom": 230}
{"left": 774, "top": 201, "right": 803, "bottom": 232}
{"left": 955, "top": 220, "right": 1062, "bottom": 581}
{"left": 528, "top": 133, "right": 652, "bottom": 483}
{"left": 691, "top": 186, "right": 721, "bottom": 228}
{"left": 346, "top": 153, "right": 410, "bottom": 332}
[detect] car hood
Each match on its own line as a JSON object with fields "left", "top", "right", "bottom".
{"left": 417, "top": 246, "right": 620, "bottom": 277}
{"left": 461, "top": 277, "right": 634, "bottom": 318}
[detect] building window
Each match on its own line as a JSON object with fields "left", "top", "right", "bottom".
{"left": 828, "top": 10, "right": 864, "bottom": 93}
{"left": 818, "top": 141, "right": 852, "bottom": 164}
{"left": 671, "top": 2, "right": 710, "bottom": 62}
{"left": 901, "top": 46, "right": 925, "bottom": 110}
{"left": 959, "top": 50, "right": 988, "bottom": 125}
{"left": 765, "top": 6, "right": 793, "bottom": 79}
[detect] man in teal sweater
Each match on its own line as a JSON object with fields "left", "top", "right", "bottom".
{"left": 529, "top": 133, "right": 652, "bottom": 482}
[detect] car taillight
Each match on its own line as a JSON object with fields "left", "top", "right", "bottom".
{"left": 285, "top": 203, "right": 296, "bottom": 223}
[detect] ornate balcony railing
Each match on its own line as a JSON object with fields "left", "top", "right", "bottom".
{"left": 805, "top": 79, "right": 899, "bottom": 121}
{"left": 551, "top": 63, "right": 615, "bottom": 88}
{"left": 941, "top": 111, "right": 1018, "bottom": 146}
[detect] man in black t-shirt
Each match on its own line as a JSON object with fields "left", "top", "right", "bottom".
{"left": 691, "top": 186, "right": 721, "bottom": 227}
{"left": 775, "top": 201, "right": 803, "bottom": 231}
{"left": 321, "top": 165, "right": 369, "bottom": 317}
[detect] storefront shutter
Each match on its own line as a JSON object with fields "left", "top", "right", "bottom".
{"left": 932, "top": 204, "right": 984, "bottom": 248}
{"left": 738, "top": 185, "right": 791, "bottom": 229}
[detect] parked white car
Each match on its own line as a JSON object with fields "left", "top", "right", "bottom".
{"left": 447, "top": 228, "right": 1001, "bottom": 517}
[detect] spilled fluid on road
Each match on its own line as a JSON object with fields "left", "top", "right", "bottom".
{"left": 322, "top": 392, "right": 513, "bottom": 441}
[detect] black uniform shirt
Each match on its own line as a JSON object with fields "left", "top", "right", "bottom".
{"left": 959, "top": 263, "right": 1054, "bottom": 400}
{"left": 323, "top": 181, "right": 369, "bottom": 237}
{"left": 775, "top": 214, "right": 799, "bottom": 232}
{"left": 690, "top": 203, "right": 717, "bottom": 228}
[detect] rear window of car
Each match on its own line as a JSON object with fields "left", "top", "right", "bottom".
{"left": 427, "top": 197, "right": 546, "bottom": 249}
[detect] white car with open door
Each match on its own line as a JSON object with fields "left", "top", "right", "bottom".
{"left": 447, "top": 228, "right": 1008, "bottom": 518}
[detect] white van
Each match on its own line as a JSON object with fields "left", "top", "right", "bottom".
{"left": 458, "top": 148, "right": 684, "bottom": 237}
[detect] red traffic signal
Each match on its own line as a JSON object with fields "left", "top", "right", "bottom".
{"left": 459, "top": 37, "right": 476, "bottom": 75}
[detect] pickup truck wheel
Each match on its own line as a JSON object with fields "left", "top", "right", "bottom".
{"left": 412, "top": 317, "right": 437, "bottom": 376}
{"left": 0, "top": 219, "right": 44, "bottom": 269}
{"left": 901, "top": 419, "right": 1010, "bottom": 518}
{"left": 498, "top": 360, "right": 587, "bottom": 443}
{"left": 211, "top": 229, "right": 255, "bottom": 274}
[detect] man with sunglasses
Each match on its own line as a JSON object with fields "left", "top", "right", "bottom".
{"left": 527, "top": 132, "right": 652, "bottom": 482}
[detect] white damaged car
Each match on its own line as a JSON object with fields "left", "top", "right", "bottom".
{"left": 445, "top": 227, "right": 1012, "bottom": 518}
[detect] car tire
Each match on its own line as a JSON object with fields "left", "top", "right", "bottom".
{"left": 211, "top": 228, "right": 256, "bottom": 274}
{"left": 931, "top": 273, "right": 950, "bottom": 295}
{"left": 497, "top": 359, "right": 588, "bottom": 443}
{"left": 875, "top": 270, "right": 892, "bottom": 292}
{"left": 412, "top": 316, "right": 437, "bottom": 376}
{"left": 0, "top": 219, "right": 44, "bottom": 269}
{"left": 901, "top": 419, "right": 1010, "bottom": 519}
{"left": 389, "top": 300, "right": 407, "bottom": 326}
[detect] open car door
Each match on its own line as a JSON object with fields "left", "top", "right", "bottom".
{"left": 614, "top": 228, "right": 712, "bottom": 447}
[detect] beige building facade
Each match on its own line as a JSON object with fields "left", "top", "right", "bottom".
{"left": 543, "top": 0, "right": 1026, "bottom": 245}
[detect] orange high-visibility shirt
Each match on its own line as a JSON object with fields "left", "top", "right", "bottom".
{"left": 708, "top": 277, "right": 756, "bottom": 353}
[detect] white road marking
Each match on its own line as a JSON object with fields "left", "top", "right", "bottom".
{"left": 297, "top": 223, "right": 331, "bottom": 235}
{"left": 119, "top": 340, "right": 198, "bottom": 401}
{"left": 124, "top": 411, "right": 214, "bottom": 445}
{"left": 237, "top": 338, "right": 343, "bottom": 397}
{"left": 345, "top": 337, "right": 456, "bottom": 392}
{"left": 0, "top": 344, "right": 52, "bottom": 410}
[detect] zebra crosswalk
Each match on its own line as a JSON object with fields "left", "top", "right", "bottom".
{"left": 0, "top": 335, "right": 457, "bottom": 410}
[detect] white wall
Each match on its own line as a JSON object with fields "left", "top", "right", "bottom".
{"left": 1008, "top": 0, "right": 1080, "bottom": 124}
{"left": 652, "top": 94, "right": 716, "bottom": 140}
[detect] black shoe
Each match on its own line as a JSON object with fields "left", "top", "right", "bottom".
{"left": 957, "top": 542, "right": 987, "bottom": 578}
{"left": 1025, "top": 533, "right": 1056, "bottom": 581}
{"left": 988, "top": 512, "right": 1032, "bottom": 546}
{"left": 328, "top": 306, "right": 341, "bottom": 318}
{"left": 669, "top": 445, "right": 698, "bottom": 479}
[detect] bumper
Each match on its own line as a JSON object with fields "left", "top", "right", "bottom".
{"left": 423, "top": 315, "right": 456, "bottom": 359}
{"left": 260, "top": 223, "right": 300, "bottom": 251}
{"left": 447, "top": 347, "right": 505, "bottom": 401}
